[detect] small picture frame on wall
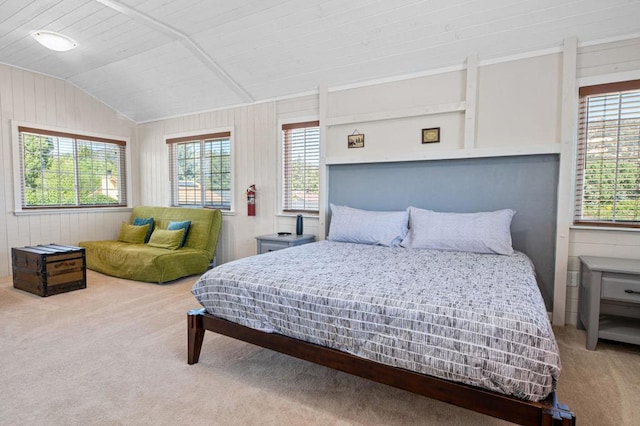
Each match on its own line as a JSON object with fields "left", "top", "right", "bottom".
{"left": 348, "top": 133, "right": 365, "bottom": 148}
{"left": 422, "top": 127, "right": 440, "bottom": 144}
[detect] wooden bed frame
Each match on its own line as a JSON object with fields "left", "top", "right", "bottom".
{"left": 187, "top": 309, "right": 576, "bottom": 426}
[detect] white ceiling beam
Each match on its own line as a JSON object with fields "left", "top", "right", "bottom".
{"left": 94, "top": 0, "right": 254, "bottom": 103}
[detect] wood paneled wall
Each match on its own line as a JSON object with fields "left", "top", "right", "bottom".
{"left": 564, "top": 37, "right": 640, "bottom": 324}
{"left": 139, "top": 102, "right": 265, "bottom": 264}
{"left": 0, "top": 64, "right": 136, "bottom": 277}
{"left": 137, "top": 95, "right": 322, "bottom": 264}
{"left": 1, "top": 37, "right": 639, "bottom": 325}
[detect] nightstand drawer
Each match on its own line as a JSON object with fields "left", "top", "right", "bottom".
{"left": 255, "top": 234, "right": 315, "bottom": 255}
{"left": 260, "top": 241, "right": 288, "bottom": 253}
{"left": 602, "top": 274, "right": 640, "bottom": 303}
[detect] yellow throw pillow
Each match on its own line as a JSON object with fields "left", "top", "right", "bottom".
{"left": 147, "top": 229, "right": 185, "bottom": 250}
{"left": 117, "top": 222, "right": 149, "bottom": 244}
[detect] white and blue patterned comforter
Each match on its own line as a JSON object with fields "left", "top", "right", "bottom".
{"left": 192, "top": 240, "right": 560, "bottom": 401}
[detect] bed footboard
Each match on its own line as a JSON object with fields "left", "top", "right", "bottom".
{"left": 187, "top": 309, "right": 575, "bottom": 426}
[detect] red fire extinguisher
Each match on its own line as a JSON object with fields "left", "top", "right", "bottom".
{"left": 246, "top": 185, "right": 256, "bottom": 216}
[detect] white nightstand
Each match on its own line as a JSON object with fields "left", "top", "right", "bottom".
{"left": 255, "top": 234, "right": 315, "bottom": 254}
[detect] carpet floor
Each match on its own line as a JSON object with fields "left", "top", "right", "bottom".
{"left": 1, "top": 270, "right": 639, "bottom": 425}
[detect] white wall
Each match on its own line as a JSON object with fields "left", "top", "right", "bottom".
{"left": 476, "top": 54, "right": 562, "bottom": 148}
{"left": 137, "top": 97, "right": 321, "bottom": 265}
{"left": 0, "top": 64, "right": 137, "bottom": 278}
{"left": 326, "top": 71, "right": 466, "bottom": 162}
{"left": 2, "top": 36, "right": 639, "bottom": 325}
{"left": 325, "top": 54, "right": 562, "bottom": 160}
{"left": 137, "top": 50, "right": 568, "bottom": 285}
{"left": 129, "top": 43, "right": 580, "bottom": 325}
{"left": 565, "top": 37, "right": 640, "bottom": 325}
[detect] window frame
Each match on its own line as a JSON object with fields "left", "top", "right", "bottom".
{"left": 573, "top": 79, "right": 640, "bottom": 229}
{"left": 279, "top": 118, "right": 320, "bottom": 215}
{"left": 166, "top": 128, "right": 234, "bottom": 212}
{"left": 11, "top": 121, "right": 132, "bottom": 214}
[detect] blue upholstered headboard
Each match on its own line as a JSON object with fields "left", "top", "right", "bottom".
{"left": 327, "top": 154, "right": 559, "bottom": 310}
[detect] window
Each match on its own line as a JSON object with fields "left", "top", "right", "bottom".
{"left": 282, "top": 121, "right": 320, "bottom": 213}
{"left": 17, "top": 126, "right": 127, "bottom": 209}
{"left": 167, "top": 131, "right": 232, "bottom": 210}
{"left": 574, "top": 80, "right": 640, "bottom": 227}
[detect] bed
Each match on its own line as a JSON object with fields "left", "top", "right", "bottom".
{"left": 188, "top": 204, "right": 575, "bottom": 425}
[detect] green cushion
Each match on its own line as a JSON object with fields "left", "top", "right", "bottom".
{"left": 148, "top": 228, "right": 185, "bottom": 250}
{"left": 129, "top": 206, "right": 221, "bottom": 253}
{"left": 118, "top": 222, "right": 149, "bottom": 244}
{"left": 132, "top": 217, "right": 154, "bottom": 242}
{"left": 167, "top": 220, "right": 191, "bottom": 248}
{"left": 79, "top": 240, "right": 212, "bottom": 283}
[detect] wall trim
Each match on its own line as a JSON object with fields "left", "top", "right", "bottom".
{"left": 325, "top": 144, "right": 561, "bottom": 165}
{"left": 578, "top": 70, "right": 640, "bottom": 87}
{"left": 326, "top": 102, "right": 466, "bottom": 126}
{"left": 552, "top": 37, "right": 579, "bottom": 326}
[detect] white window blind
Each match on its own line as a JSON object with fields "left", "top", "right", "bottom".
{"left": 18, "top": 126, "right": 127, "bottom": 209}
{"left": 282, "top": 121, "right": 320, "bottom": 213}
{"left": 167, "top": 132, "right": 232, "bottom": 210}
{"left": 574, "top": 80, "right": 640, "bottom": 228}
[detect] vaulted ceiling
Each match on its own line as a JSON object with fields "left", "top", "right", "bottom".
{"left": 1, "top": 0, "right": 639, "bottom": 123}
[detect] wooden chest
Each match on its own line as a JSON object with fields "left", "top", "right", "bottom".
{"left": 12, "top": 244, "right": 86, "bottom": 297}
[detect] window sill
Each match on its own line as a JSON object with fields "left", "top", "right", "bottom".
{"left": 570, "top": 225, "right": 640, "bottom": 233}
{"left": 14, "top": 206, "right": 133, "bottom": 216}
{"left": 276, "top": 213, "right": 319, "bottom": 219}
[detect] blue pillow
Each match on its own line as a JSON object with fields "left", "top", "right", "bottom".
{"left": 132, "top": 217, "right": 154, "bottom": 243}
{"left": 167, "top": 220, "right": 191, "bottom": 248}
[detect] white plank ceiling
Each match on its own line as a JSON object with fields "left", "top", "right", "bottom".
{"left": 1, "top": 0, "right": 639, "bottom": 123}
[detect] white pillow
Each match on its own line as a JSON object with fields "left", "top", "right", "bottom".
{"left": 400, "top": 207, "right": 516, "bottom": 255}
{"left": 327, "top": 204, "right": 409, "bottom": 247}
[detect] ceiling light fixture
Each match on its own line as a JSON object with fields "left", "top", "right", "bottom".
{"left": 31, "top": 31, "right": 78, "bottom": 52}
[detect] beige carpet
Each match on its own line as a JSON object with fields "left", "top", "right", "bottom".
{"left": 1, "top": 271, "right": 638, "bottom": 426}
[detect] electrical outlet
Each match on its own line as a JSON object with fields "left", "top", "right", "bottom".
{"left": 567, "top": 271, "right": 579, "bottom": 287}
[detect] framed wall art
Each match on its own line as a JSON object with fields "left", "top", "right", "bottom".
{"left": 422, "top": 127, "right": 440, "bottom": 144}
{"left": 348, "top": 131, "right": 364, "bottom": 148}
